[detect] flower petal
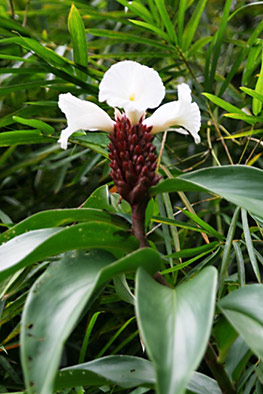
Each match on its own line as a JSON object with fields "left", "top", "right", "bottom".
{"left": 98, "top": 61, "right": 165, "bottom": 123}
{"left": 143, "top": 84, "right": 201, "bottom": 143}
{"left": 58, "top": 93, "right": 114, "bottom": 149}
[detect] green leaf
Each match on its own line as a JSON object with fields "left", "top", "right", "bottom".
{"left": 135, "top": 267, "right": 217, "bottom": 394}
{"left": 186, "top": 372, "right": 222, "bottom": 394}
{"left": 87, "top": 28, "right": 171, "bottom": 51}
{"left": 205, "top": 0, "right": 232, "bottom": 91}
{"left": 241, "top": 208, "right": 261, "bottom": 282}
{"left": 182, "top": 0, "right": 207, "bottom": 51}
{"left": 55, "top": 357, "right": 221, "bottom": 393}
{"left": 151, "top": 165, "right": 263, "bottom": 221}
{"left": 68, "top": 4, "right": 88, "bottom": 81}
{"left": 129, "top": 19, "right": 170, "bottom": 41}
{"left": 21, "top": 249, "right": 160, "bottom": 394}
{"left": 202, "top": 93, "right": 244, "bottom": 115}
{"left": 154, "top": 0, "right": 177, "bottom": 44}
{"left": 55, "top": 355, "right": 155, "bottom": 390}
{"left": 240, "top": 86, "right": 263, "bottom": 103}
{"left": 12, "top": 116, "right": 54, "bottom": 135}
{"left": 0, "top": 208, "right": 129, "bottom": 244}
{"left": 0, "top": 222, "right": 138, "bottom": 282}
{"left": 224, "top": 112, "right": 263, "bottom": 125}
{"left": 253, "top": 48, "right": 263, "bottom": 116}
{"left": 219, "top": 284, "right": 263, "bottom": 360}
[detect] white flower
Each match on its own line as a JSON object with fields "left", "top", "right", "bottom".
{"left": 98, "top": 60, "right": 165, "bottom": 124}
{"left": 143, "top": 83, "right": 201, "bottom": 143}
{"left": 58, "top": 61, "right": 201, "bottom": 149}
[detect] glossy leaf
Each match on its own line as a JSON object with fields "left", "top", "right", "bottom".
{"left": 55, "top": 356, "right": 221, "bottom": 393}
{"left": 0, "top": 208, "right": 129, "bottom": 243}
{"left": 0, "top": 130, "right": 53, "bottom": 146}
{"left": 56, "top": 355, "right": 155, "bottom": 389}
{"left": 0, "top": 222, "right": 138, "bottom": 282}
{"left": 151, "top": 165, "right": 263, "bottom": 221}
{"left": 21, "top": 248, "right": 160, "bottom": 394}
{"left": 135, "top": 267, "right": 217, "bottom": 394}
{"left": 219, "top": 284, "right": 263, "bottom": 359}
{"left": 68, "top": 4, "right": 88, "bottom": 81}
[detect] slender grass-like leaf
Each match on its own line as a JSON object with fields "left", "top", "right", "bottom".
{"left": 202, "top": 93, "right": 244, "bottom": 115}
{"left": 13, "top": 116, "right": 54, "bottom": 135}
{"left": 0, "top": 130, "right": 53, "bottom": 146}
{"left": 68, "top": 4, "right": 88, "bottom": 81}
{"left": 219, "top": 207, "right": 240, "bottom": 296}
{"left": 233, "top": 241, "right": 246, "bottom": 287}
{"left": 241, "top": 208, "right": 261, "bottom": 282}
{"left": 205, "top": 0, "right": 232, "bottom": 91}
{"left": 182, "top": 0, "right": 207, "bottom": 51}
{"left": 154, "top": 0, "right": 177, "bottom": 44}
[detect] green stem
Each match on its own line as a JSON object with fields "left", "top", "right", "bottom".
{"left": 205, "top": 343, "right": 236, "bottom": 394}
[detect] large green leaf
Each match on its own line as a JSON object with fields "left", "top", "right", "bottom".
{"left": 0, "top": 222, "right": 138, "bottom": 282}
{"left": 0, "top": 208, "right": 129, "bottom": 243}
{"left": 135, "top": 267, "right": 217, "bottom": 394}
{"left": 218, "top": 284, "right": 263, "bottom": 360}
{"left": 55, "top": 355, "right": 155, "bottom": 389}
{"left": 21, "top": 249, "right": 160, "bottom": 394}
{"left": 151, "top": 165, "right": 263, "bottom": 220}
{"left": 55, "top": 356, "right": 221, "bottom": 393}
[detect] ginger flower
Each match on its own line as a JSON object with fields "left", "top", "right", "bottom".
{"left": 58, "top": 60, "right": 201, "bottom": 150}
{"left": 58, "top": 61, "right": 201, "bottom": 247}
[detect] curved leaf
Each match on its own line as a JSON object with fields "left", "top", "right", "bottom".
{"left": 0, "top": 222, "right": 138, "bottom": 281}
{"left": 135, "top": 267, "right": 218, "bottom": 394}
{"left": 21, "top": 248, "right": 160, "bottom": 394}
{"left": 0, "top": 208, "right": 129, "bottom": 243}
{"left": 218, "top": 284, "right": 263, "bottom": 359}
{"left": 151, "top": 165, "right": 263, "bottom": 220}
{"left": 55, "top": 355, "right": 155, "bottom": 389}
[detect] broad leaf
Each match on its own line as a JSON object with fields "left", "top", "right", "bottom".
{"left": 55, "top": 356, "right": 221, "bottom": 393}
{"left": 135, "top": 267, "right": 217, "bottom": 394}
{"left": 21, "top": 248, "right": 160, "bottom": 394}
{"left": 151, "top": 165, "right": 263, "bottom": 221}
{"left": 219, "top": 284, "right": 263, "bottom": 360}
{"left": 55, "top": 355, "right": 155, "bottom": 389}
{"left": 0, "top": 222, "right": 138, "bottom": 281}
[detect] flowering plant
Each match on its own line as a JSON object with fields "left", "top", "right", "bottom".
{"left": 58, "top": 61, "right": 201, "bottom": 248}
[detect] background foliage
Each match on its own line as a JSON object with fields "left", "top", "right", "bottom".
{"left": 0, "top": 0, "right": 263, "bottom": 393}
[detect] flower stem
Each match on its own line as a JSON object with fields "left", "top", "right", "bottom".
{"left": 205, "top": 343, "right": 236, "bottom": 394}
{"left": 131, "top": 201, "right": 170, "bottom": 288}
{"left": 131, "top": 201, "right": 149, "bottom": 249}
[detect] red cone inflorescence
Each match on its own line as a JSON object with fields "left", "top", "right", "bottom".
{"left": 108, "top": 114, "right": 159, "bottom": 206}
{"left": 108, "top": 114, "right": 160, "bottom": 248}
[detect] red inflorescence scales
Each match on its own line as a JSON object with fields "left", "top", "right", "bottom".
{"left": 108, "top": 114, "right": 159, "bottom": 207}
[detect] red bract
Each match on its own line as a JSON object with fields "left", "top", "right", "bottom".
{"left": 108, "top": 114, "right": 160, "bottom": 207}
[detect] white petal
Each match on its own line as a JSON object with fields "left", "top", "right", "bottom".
{"left": 143, "top": 84, "right": 201, "bottom": 143}
{"left": 58, "top": 93, "right": 114, "bottom": 149}
{"left": 98, "top": 61, "right": 165, "bottom": 123}
{"left": 178, "top": 83, "right": 192, "bottom": 103}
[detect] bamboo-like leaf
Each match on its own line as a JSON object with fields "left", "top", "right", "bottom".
{"left": 68, "top": 4, "right": 88, "bottom": 81}
{"left": 182, "top": 0, "right": 207, "bottom": 51}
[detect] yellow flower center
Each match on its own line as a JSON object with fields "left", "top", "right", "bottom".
{"left": 129, "top": 94, "right": 135, "bottom": 101}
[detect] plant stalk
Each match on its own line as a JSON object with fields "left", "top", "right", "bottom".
{"left": 205, "top": 343, "right": 236, "bottom": 394}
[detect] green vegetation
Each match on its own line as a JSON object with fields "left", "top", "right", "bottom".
{"left": 1, "top": 1, "right": 263, "bottom": 393}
